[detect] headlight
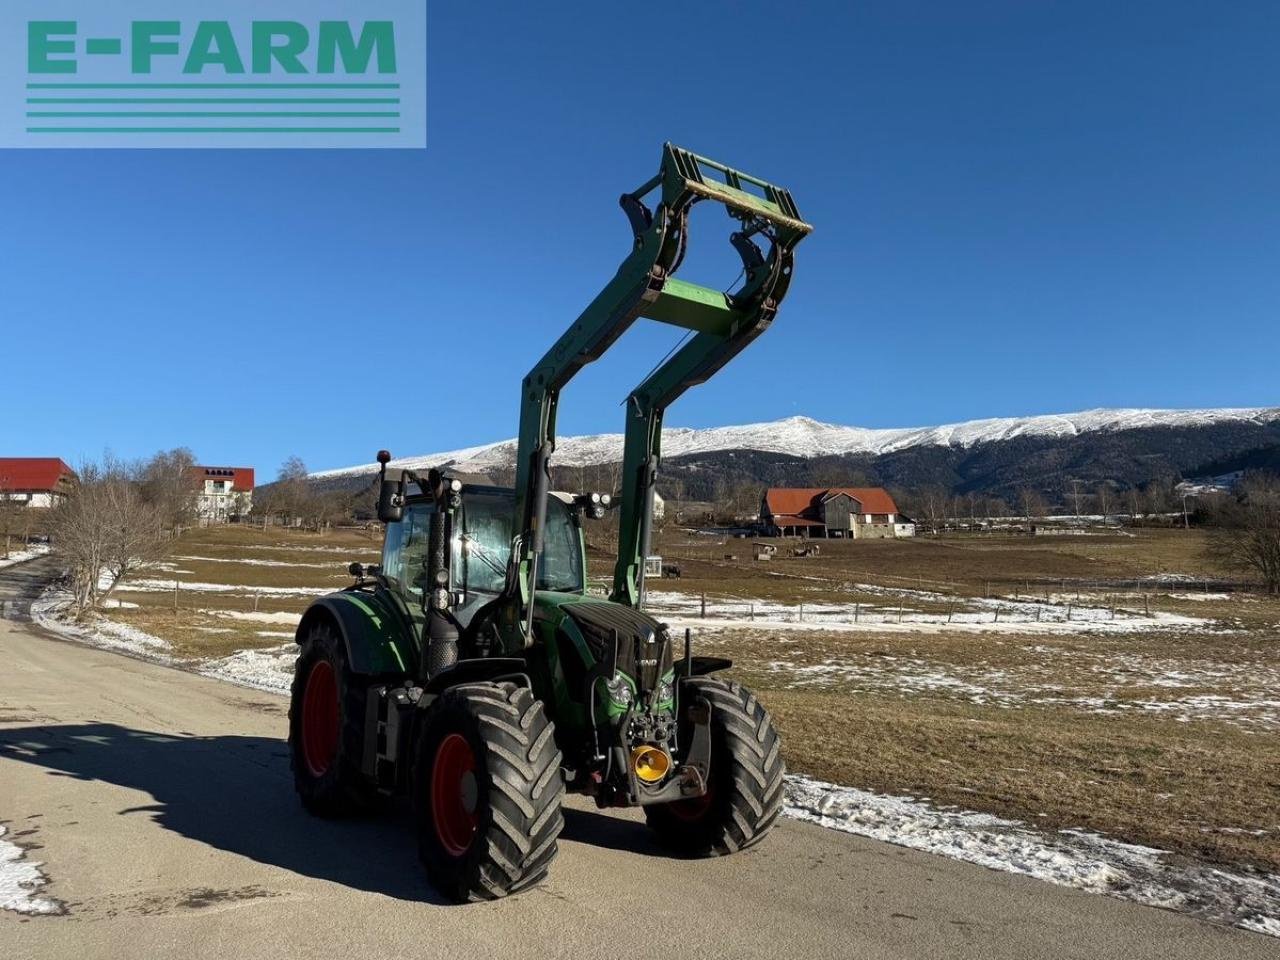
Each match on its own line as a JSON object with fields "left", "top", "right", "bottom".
{"left": 656, "top": 679, "right": 674, "bottom": 704}
{"left": 605, "top": 673, "right": 633, "bottom": 706}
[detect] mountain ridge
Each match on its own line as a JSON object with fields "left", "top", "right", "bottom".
{"left": 312, "top": 407, "right": 1280, "bottom": 480}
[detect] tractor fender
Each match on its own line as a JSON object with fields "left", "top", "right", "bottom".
{"left": 296, "top": 592, "right": 417, "bottom": 677}
{"left": 421, "top": 658, "right": 530, "bottom": 698}
{"left": 675, "top": 655, "right": 733, "bottom": 677}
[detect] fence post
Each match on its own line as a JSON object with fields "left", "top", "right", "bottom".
{"left": 854, "top": 602, "right": 860, "bottom": 623}
{"left": 947, "top": 601, "right": 954, "bottom": 623}
{"left": 1066, "top": 604, "right": 1072, "bottom": 621}
{"left": 1144, "top": 595, "right": 1150, "bottom": 617}
{"left": 798, "top": 603, "right": 803, "bottom": 623}
{"left": 897, "top": 605, "right": 903, "bottom": 624}
{"left": 749, "top": 603, "right": 754, "bottom": 622}
{"left": 700, "top": 592, "right": 706, "bottom": 619}
{"left": 993, "top": 606, "right": 999, "bottom": 623}
{"left": 254, "top": 593, "right": 260, "bottom": 612}
{"left": 174, "top": 579, "right": 180, "bottom": 611}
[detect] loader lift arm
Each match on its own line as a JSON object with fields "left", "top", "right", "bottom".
{"left": 512, "top": 144, "right": 811, "bottom": 631}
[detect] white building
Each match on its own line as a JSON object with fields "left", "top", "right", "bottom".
{"left": 193, "top": 466, "right": 255, "bottom": 522}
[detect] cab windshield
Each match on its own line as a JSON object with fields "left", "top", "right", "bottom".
{"left": 454, "top": 492, "right": 584, "bottom": 596}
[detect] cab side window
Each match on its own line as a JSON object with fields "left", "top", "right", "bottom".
{"left": 381, "top": 504, "right": 435, "bottom": 600}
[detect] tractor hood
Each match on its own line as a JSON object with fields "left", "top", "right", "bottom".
{"left": 558, "top": 599, "right": 673, "bottom": 695}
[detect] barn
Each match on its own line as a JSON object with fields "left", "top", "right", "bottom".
{"left": 0, "top": 458, "right": 77, "bottom": 508}
{"left": 760, "top": 487, "right": 915, "bottom": 539}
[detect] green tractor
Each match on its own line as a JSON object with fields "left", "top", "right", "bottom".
{"left": 288, "top": 144, "right": 811, "bottom": 901}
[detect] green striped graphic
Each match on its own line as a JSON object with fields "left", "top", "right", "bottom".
{"left": 28, "top": 112, "right": 401, "bottom": 118}
{"left": 27, "top": 83, "right": 401, "bottom": 90}
{"left": 27, "top": 127, "right": 402, "bottom": 134}
{"left": 28, "top": 98, "right": 400, "bottom": 104}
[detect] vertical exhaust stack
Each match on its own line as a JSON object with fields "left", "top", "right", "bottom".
{"left": 423, "top": 469, "right": 460, "bottom": 679}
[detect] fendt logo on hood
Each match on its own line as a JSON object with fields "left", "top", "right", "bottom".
{"left": 1, "top": 2, "right": 426, "bottom": 149}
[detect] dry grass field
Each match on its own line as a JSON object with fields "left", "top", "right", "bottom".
{"left": 95, "top": 523, "right": 1280, "bottom": 873}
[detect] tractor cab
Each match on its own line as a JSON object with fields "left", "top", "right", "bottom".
{"left": 379, "top": 484, "right": 588, "bottom": 634}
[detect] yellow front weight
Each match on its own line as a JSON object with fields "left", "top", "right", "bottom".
{"left": 631, "top": 745, "right": 672, "bottom": 784}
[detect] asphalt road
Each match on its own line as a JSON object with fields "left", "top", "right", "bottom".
{"left": 0, "top": 562, "right": 1272, "bottom": 960}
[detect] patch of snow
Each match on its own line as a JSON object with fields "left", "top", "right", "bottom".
{"left": 644, "top": 588, "right": 1210, "bottom": 637}
{"left": 31, "top": 589, "right": 172, "bottom": 660}
{"left": 784, "top": 775, "right": 1280, "bottom": 938}
{"left": 313, "top": 407, "right": 1280, "bottom": 477}
{"left": 200, "top": 609, "right": 302, "bottom": 626}
{"left": 200, "top": 643, "right": 297, "bottom": 694}
{"left": 0, "top": 544, "right": 51, "bottom": 569}
{"left": 0, "top": 824, "right": 62, "bottom": 916}
{"left": 119, "top": 578, "right": 330, "bottom": 597}
{"left": 174, "top": 555, "right": 343, "bottom": 570}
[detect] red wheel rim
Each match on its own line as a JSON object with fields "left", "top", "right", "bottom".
{"left": 667, "top": 783, "right": 715, "bottom": 822}
{"left": 432, "top": 734, "right": 479, "bottom": 856}
{"left": 301, "top": 660, "right": 340, "bottom": 777}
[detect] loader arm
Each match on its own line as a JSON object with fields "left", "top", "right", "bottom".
{"left": 511, "top": 144, "right": 811, "bottom": 633}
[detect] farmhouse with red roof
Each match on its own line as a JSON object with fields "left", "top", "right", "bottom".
{"left": 0, "top": 458, "right": 77, "bottom": 508}
{"left": 191, "top": 466, "right": 255, "bottom": 522}
{"left": 760, "top": 487, "right": 915, "bottom": 539}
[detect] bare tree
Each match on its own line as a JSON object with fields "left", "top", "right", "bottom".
{"left": 1018, "top": 487, "right": 1048, "bottom": 522}
{"left": 1065, "top": 479, "right": 1087, "bottom": 518}
{"left": 909, "top": 485, "right": 950, "bottom": 533}
{"left": 274, "top": 456, "right": 311, "bottom": 526}
{"left": 0, "top": 473, "right": 23, "bottom": 558}
{"left": 140, "top": 447, "right": 200, "bottom": 536}
{"left": 1206, "top": 474, "right": 1280, "bottom": 594}
{"left": 47, "top": 455, "right": 165, "bottom": 615}
{"left": 1124, "top": 486, "right": 1144, "bottom": 521}
{"left": 1095, "top": 483, "right": 1117, "bottom": 520}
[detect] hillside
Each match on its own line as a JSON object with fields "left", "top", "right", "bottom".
{"left": 305, "top": 407, "right": 1280, "bottom": 503}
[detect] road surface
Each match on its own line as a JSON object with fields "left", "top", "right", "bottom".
{"left": 0, "top": 562, "right": 1272, "bottom": 959}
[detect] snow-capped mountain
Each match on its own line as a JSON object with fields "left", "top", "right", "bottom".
{"left": 313, "top": 407, "right": 1280, "bottom": 480}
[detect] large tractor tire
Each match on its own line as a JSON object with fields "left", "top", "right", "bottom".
{"left": 646, "top": 678, "right": 785, "bottom": 856}
{"left": 415, "top": 682, "right": 565, "bottom": 902}
{"left": 288, "top": 621, "right": 372, "bottom": 816}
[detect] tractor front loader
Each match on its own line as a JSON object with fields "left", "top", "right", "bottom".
{"left": 288, "top": 144, "right": 811, "bottom": 901}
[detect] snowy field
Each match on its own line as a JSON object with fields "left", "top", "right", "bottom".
{"left": 0, "top": 544, "right": 50, "bottom": 570}
{"left": 25, "top": 580, "right": 1280, "bottom": 938}
{"left": 645, "top": 585, "right": 1212, "bottom": 635}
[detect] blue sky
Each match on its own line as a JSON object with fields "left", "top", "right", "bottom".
{"left": 3, "top": 2, "right": 1277, "bottom": 477}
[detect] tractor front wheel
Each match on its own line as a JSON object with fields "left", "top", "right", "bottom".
{"left": 646, "top": 678, "right": 785, "bottom": 856}
{"left": 288, "top": 621, "right": 372, "bottom": 816}
{"left": 415, "top": 682, "right": 565, "bottom": 901}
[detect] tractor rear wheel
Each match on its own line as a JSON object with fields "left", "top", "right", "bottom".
{"left": 288, "top": 621, "right": 371, "bottom": 816}
{"left": 415, "top": 682, "right": 565, "bottom": 901}
{"left": 645, "top": 678, "right": 785, "bottom": 856}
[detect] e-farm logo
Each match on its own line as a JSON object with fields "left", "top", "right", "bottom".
{"left": 1, "top": 2, "right": 426, "bottom": 148}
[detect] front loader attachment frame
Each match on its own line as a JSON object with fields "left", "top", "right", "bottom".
{"left": 511, "top": 144, "right": 811, "bottom": 632}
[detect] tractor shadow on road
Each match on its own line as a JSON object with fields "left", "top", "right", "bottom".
{"left": 0, "top": 721, "right": 682, "bottom": 902}
{"left": 0, "top": 722, "right": 456, "bottom": 904}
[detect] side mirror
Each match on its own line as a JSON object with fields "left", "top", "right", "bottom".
{"left": 377, "top": 476, "right": 404, "bottom": 523}
{"left": 376, "top": 450, "right": 404, "bottom": 523}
